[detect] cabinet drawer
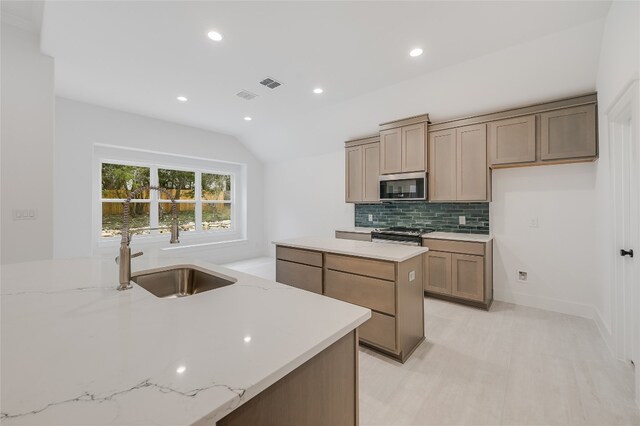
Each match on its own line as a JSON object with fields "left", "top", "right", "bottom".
{"left": 276, "top": 260, "right": 323, "bottom": 294}
{"left": 359, "top": 311, "right": 396, "bottom": 352}
{"left": 324, "top": 269, "right": 395, "bottom": 315}
{"left": 276, "top": 246, "right": 323, "bottom": 267}
{"left": 422, "top": 239, "right": 484, "bottom": 256}
{"left": 335, "top": 231, "right": 372, "bottom": 242}
{"left": 325, "top": 253, "right": 395, "bottom": 281}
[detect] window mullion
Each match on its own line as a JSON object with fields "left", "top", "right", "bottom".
{"left": 195, "top": 171, "right": 202, "bottom": 232}
{"left": 150, "top": 165, "right": 159, "bottom": 231}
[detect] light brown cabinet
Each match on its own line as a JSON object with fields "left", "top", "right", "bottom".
{"left": 344, "top": 137, "right": 379, "bottom": 203}
{"left": 428, "top": 124, "right": 488, "bottom": 202}
{"left": 379, "top": 117, "right": 428, "bottom": 175}
{"left": 540, "top": 104, "right": 597, "bottom": 161}
{"left": 335, "top": 231, "right": 372, "bottom": 242}
{"left": 422, "top": 238, "right": 493, "bottom": 309}
{"left": 489, "top": 115, "right": 536, "bottom": 165}
{"left": 380, "top": 128, "right": 402, "bottom": 174}
{"left": 275, "top": 247, "right": 323, "bottom": 294}
{"left": 276, "top": 245, "right": 425, "bottom": 363}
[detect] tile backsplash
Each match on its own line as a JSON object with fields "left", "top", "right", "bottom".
{"left": 354, "top": 202, "right": 489, "bottom": 234}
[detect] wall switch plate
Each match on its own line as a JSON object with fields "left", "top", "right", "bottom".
{"left": 517, "top": 270, "right": 528, "bottom": 282}
{"left": 409, "top": 270, "right": 416, "bottom": 282}
{"left": 368, "top": 214, "right": 373, "bottom": 222}
{"left": 529, "top": 217, "right": 539, "bottom": 228}
{"left": 459, "top": 216, "right": 466, "bottom": 225}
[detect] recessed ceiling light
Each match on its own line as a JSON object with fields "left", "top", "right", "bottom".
{"left": 244, "top": 116, "right": 252, "bottom": 121}
{"left": 244, "top": 336, "right": 252, "bottom": 343}
{"left": 177, "top": 96, "right": 188, "bottom": 102}
{"left": 207, "top": 31, "right": 223, "bottom": 42}
{"left": 313, "top": 88, "right": 323, "bottom": 94}
{"left": 409, "top": 48, "right": 423, "bottom": 57}
{"left": 176, "top": 365, "right": 186, "bottom": 374}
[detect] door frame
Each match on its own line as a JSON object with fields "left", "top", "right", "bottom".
{"left": 607, "top": 79, "right": 640, "bottom": 382}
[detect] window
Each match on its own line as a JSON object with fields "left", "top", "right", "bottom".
{"left": 100, "top": 162, "right": 234, "bottom": 240}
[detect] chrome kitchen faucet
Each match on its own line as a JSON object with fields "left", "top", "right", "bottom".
{"left": 116, "top": 186, "right": 180, "bottom": 290}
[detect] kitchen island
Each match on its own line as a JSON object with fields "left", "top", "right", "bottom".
{"left": 0, "top": 254, "right": 370, "bottom": 425}
{"left": 274, "top": 236, "right": 428, "bottom": 363}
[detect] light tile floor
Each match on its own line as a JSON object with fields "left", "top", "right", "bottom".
{"left": 223, "top": 258, "right": 640, "bottom": 425}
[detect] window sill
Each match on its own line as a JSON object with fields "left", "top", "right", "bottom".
{"left": 96, "top": 230, "right": 245, "bottom": 252}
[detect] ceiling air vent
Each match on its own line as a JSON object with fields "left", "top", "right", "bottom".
{"left": 236, "top": 90, "right": 258, "bottom": 100}
{"left": 259, "top": 77, "right": 283, "bottom": 89}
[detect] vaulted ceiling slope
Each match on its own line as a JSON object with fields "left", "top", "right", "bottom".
{"left": 40, "top": 1, "right": 611, "bottom": 162}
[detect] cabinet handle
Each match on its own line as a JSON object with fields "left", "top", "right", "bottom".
{"left": 620, "top": 249, "right": 634, "bottom": 258}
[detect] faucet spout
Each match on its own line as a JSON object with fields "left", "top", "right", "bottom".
{"left": 117, "top": 186, "right": 180, "bottom": 291}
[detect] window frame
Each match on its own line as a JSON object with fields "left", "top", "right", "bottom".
{"left": 93, "top": 144, "right": 245, "bottom": 252}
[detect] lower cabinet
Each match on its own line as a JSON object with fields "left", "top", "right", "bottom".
{"left": 422, "top": 238, "right": 493, "bottom": 309}
{"left": 335, "top": 230, "right": 372, "bottom": 242}
{"left": 275, "top": 246, "right": 323, "bottom": 294}
{"left": 275, "top": 245, "right": 425, "bottom": 363}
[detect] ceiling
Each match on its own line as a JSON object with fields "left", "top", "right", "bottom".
{"left": 40, "top": 1, "right": 611, "bottom": 161}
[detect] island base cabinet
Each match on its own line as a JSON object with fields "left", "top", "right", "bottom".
{"left": 359, "top": 311, "right": 396, "bottom": 351}
{"left": 217, "top": 330, "right": 358, "bottom": 426}
{"left": 276, "top": 247, "right": 323, "bottom": 294}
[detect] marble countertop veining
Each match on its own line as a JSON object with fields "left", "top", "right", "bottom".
{"left": 274, "top": 236, "right": 428, "bottom": 262}
{"left": 0, "top": 253, "right": 370, "bottom": 425}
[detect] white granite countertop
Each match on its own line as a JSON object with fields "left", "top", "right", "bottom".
{"left": 335, "top": 227, "right": 376, "bottom": 234}
{"left": 274, "top": 236, "right": 428, "bottom": 262}
{"left": 0, "top": 253, "right": 370, "bottom": 425}
{"left": 423, "top": 232, "right": 493, "bottom": 243}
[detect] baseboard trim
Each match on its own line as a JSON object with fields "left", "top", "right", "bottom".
{"left": 592, "top": 307, "right": 615, "bottom": 358}
{"left": 494, "top": 290, "right": 594, "bottom": 319}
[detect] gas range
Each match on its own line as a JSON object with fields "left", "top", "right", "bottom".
{"left": 371, "top": 227, "right": 435, "bottom": 246}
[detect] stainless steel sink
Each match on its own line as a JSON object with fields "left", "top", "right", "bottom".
{"left": 131, "top": 266, "right": 236, "bottom": 298}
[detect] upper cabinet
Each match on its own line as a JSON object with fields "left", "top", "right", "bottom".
{"left": 488, "top": 115, "right": 536, "bottom": 165}
{"left": 344, "top": 136, "right": 380, "bottom": 203}
{"left": 540, "top": 104, "right": 597, "bottom": 161}
{"left": 379, "top": 115, "right": 429, "bottom": 174}
{"left": 429, "top": 124, "right": 488, "bottom": 202}
{"left": 430, "top": 93, "right": 598, "bottom": 170}
{"left": 379, "top": 128, "right": 402, "bottom": 174}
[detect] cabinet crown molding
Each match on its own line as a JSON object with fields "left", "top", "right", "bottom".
{"left": 379, "top": 113, "right": 431, "bottom": 131}
{"left": 344, "top": 135, "right": 380, "bottom": 147}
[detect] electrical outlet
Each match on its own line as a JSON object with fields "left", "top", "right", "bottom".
{"left": 459, "top": 216, "right": 466, "bottom": 225}
{"left": 409, "top": 270, "right": 416, "bottom": 282}
{"left": 517, "top": 270, "right": 528, "bottom": 282}
{"left": 529, "top": 217, "right": 539, "bottom": 228}
{"left": 368, "top": 214, "right": 373, "bottom": 222}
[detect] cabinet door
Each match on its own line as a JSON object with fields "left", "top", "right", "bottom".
{"left": 401, "top": 123, "right": 426, "bottom": 172}
{"left": 380, "top": 128, "right": 402, "bottom": 174}
{"left": 540, "top": 104, "right": 597, "bottom": 161}
{"left": 345, "top": 146, "right": 363, "bottom": 203}
{"left": 489, "top": 115, "right": 536, "bottom": 165}
{"left": 428, "top": 129, "right": 457, "bottom": 201}
{"left": 423, "top": 251, "right": 452, "bottom": 295}
{"left": 362, "top": 143, "right": 380, "bottom": 202}
{"left": 457, "top": 124, "right": 488, "bottom": 201}
{"left": 451, "top": 254, "right": 484, "bottom": 302}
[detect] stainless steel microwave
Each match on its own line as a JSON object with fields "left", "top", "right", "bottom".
{"left": 379, "top": 172, "right": 427, "bottom": 201}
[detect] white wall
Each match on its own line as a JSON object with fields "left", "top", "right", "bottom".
{"left": 1, "top": 22, "right": 55, "bottom": 264}
{"left": 264, "top": 151, "right": 354, "bottom": 256}
{"left": 491, "top": 164, "right": 597, "bottom": 318}
{"left": 592, "top": 1, "right": 640, "bottom": 405}
{"left": 54, "top": 98, "right": 266, "bottom": 264}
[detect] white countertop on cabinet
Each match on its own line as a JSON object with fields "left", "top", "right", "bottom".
{"left": 423, "top": 232, "right": 493, "bottom": 243}
{"left": 0, "top": 253, "right": 370, "bottom": 425}
{"left": 274, "top": 236, "right": 428, "bottom": 262}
